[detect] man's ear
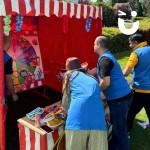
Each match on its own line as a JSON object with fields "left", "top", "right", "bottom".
{"left": 97, "top": 43, "right": 101, "bottom": 49}
{"left": 134, "top": 41, "right": 138, "bottom": 45}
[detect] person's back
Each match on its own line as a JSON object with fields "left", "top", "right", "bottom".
{"left": 97, "top": 50, "right": 131, "bottom": 101}
{"left": 66, "top": 70, "right": 106, "bottom": 130}
{"left": 62, "top": 57, "right": 108, "bottom": 150}
{"left": 133, "top": 46, "right": 150, "bottom": 90}
{"left": 123, "top": 33, "right": 150, "bottom": 133}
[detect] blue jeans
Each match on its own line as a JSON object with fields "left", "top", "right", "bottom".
{"left": 108, "top": 92, "right": 132, "bottom": 150}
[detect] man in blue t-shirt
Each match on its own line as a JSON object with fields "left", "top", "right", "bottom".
{"left": 4, "top": 36, "right": 18, "bottom": 102}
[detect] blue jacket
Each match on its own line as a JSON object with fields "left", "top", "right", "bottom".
{"left": 66, "top": 71, "right": 107, "bottom": 130}
{"left": 133, "top": 46, "right": 150, "bottom": 90}
{"left": 97, "top": 50, "right": 131, "bottom": 101}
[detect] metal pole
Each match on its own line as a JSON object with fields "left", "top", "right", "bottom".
{"left": 0, "top": 16, "right": 6, "bottom": 150}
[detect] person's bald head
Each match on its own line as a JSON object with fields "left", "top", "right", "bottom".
{"left": 96, "top": 36, "right": 110, "bottom": 49}
{"left": 3, "top": 35, "right": 12, "bottom": 51}
{"left": 94, "top": 36, "right": 110, "bottom": 55}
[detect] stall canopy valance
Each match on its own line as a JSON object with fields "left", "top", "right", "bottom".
{"left": 0, "top": 0, "right": 102, "bottom": 19}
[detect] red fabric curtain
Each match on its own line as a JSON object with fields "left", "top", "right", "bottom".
{"left": 10, "top": 15, "right": 102, "bottom": 92}
{"left": 37, "top": 15, "right": 102, "bottom": 92}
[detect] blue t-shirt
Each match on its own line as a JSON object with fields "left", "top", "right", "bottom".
{"left": 65, "top": 71, "right": 107, "bottom": 131}
{"left": 4, "top": 52, "right": 13, "bottom": 96}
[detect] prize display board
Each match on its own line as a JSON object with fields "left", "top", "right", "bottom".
{"left": 18, "top": 101, "right": 64, "bottom": 150}
{"left": 8, "top": 31, "right": 44, "bottom": 93}
{"left": 101, "top": 92, "right": 112, "bottom": 140}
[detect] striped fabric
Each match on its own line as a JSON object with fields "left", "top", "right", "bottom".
{"left": 18, "top": 123, "right": 64, "bottom": 150}
{"left": 0, "top": 0, "right": 102, "bottom": 18}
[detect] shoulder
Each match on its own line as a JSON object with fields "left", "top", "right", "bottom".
{"left": 135, "top": 46, "right": 149, "bottom": 53}
{"left": 99, "top": 56, "right": 113, "bottom": 66}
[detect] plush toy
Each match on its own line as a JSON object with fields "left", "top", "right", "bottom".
{"left": 16, "top": 14, "right": 24, "bottom": 32}
{"left": 85, "top": 17, "right": 92, "bottom": 32}
{"left": 3, "top": 15, "right": 11, "bottom": 36}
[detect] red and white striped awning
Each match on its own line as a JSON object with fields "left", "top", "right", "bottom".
{"left": 0, "top": 0, "right": 102, "bottom": 19}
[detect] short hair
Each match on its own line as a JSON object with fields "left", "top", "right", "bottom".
{"left": 129, "top": 33, "right": 145, "bottom": 43}
{"left": 96, "top": 36, "right": 110, "bottom": 49}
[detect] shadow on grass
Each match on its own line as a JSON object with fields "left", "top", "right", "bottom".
{"left": 130, "top": 119, "right": 150, "bottom": 150}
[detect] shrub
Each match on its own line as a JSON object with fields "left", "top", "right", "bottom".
{"left": 102, "top": 17, "right": 150, "bottom": 53}
{"left": 102, "top": 27, "right": 130, "bottom": 53}
{"left": 91, "top": 2, "right": 116, "bottom": 27}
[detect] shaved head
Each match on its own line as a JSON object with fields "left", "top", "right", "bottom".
{"left": 96, "top": 36, "right": 110, "bottom": 49}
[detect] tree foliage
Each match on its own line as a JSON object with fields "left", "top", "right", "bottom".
{"left": 91, "top": 2, "right": 116, "bottom": 27}
{"left": 142, "top": 0, "right": 150, "bottom": 17}
{"left": 129, "top": 0, "right": 143, "bottom": 16}
{"left": 111, "top": 0, "right": 129, "bottom": 6}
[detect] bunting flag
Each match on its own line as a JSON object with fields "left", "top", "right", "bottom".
{"left": 0, "top": 0, "right": 102, "bottom": 19}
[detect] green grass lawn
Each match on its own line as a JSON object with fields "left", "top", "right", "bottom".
{"left": 115, "top": 51, "right": 150, "bottom": 150}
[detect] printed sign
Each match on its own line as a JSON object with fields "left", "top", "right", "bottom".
{"left": 8, "top": 31, "right": 44, "bottom": 92}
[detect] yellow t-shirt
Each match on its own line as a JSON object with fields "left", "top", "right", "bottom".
{"left": 126, "top": 42, "right": 150, "bottom": 93}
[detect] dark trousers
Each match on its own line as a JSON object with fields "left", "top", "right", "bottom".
{"left": 108, "top": 92, "right": 132, "bottom": 150}
{"left": 127, "top": 92, "right": 150, "bottom": 132}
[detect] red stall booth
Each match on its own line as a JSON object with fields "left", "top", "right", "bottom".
{"left": 0, "top": 0, "right": 103, "bottom": 149}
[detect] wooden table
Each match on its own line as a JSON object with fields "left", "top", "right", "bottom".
{"left": 18, "top": 101, "right": 64, "bottom": 150}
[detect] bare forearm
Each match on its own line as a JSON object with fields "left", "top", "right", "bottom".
{"left": 5, "top": 75, "right": 16, "bottom": 95}
{"left": 123, "top": 66, "right": 132, "bottom": 77}
{"left": 88, "top": 67, "right": 97, "bottom": 76}
{"left": 99, "top": 77, "right": 110, "bottom": 91}
{"left": 99, "top": 81, "right": 109, "bottom": 91}
{"left": 5, "top": 75, "right": 18, "bottom": 101}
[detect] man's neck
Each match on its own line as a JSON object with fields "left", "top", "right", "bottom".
{"left": 99, "top": 49, "right": 109, "bottom": 56}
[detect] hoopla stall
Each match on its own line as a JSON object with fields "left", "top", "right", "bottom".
{"left": 0, "top": 0, "right": 103, "bottom": 149}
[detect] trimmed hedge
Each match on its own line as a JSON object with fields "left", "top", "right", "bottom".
{"left": 102, "top": 17, "right": 150, "bottom": 53}
{"left": 102, "top": 27, "right": 130, "bottom": 53}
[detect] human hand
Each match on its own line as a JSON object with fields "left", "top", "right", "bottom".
{"left": 56, "top": 72, "right": 65, "bottom": 81}
{"left": 12, "top": 94, "right": 18, "bottom": 102}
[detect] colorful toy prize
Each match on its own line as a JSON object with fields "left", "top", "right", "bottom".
{"left": 16, "top": 14, "right": 24, "bottom": 32}
{"left": 85, "top": 17, "right": 92, "bottom": 32}
{"left": 3, "top": 15, "right": 11, "bottom": 36}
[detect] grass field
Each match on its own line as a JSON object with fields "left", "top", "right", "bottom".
{"left": 115, "top": 51, "right": 150, "bottom": 150}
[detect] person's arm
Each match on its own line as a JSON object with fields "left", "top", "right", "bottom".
{"left": 123, "top": 52, "right": 138, "bottom": 76}
{"left": 4, "top": 58, "right": 18, "bottom": 102}
{"left": 87, "top": 67, "right": 97, "bottom": 76}
{"left": 62, "top": 76, "right": 71, "bottom": 113}
{"left": 5, "top": 74, "right": 18, "bottom": 101}
{"left": 123, "top": 66, "right": 133, "bottom": 77}
{"left": 99, "top": 57, "right": 114, "bottom": 91}
{"left": 100, "top": 76, "right": 110, "bottom": 91}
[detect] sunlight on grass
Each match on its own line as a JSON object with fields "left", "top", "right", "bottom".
{"left": 115, "top": 51, "right": 132, "bottom": 81}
